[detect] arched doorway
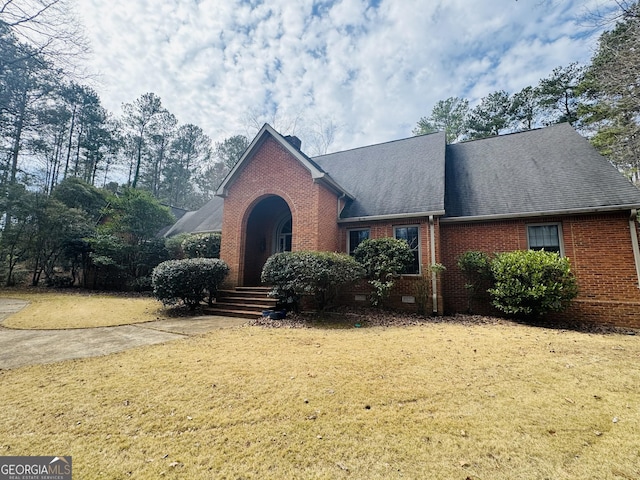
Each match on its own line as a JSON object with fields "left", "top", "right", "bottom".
{"left": 242, "top": 195, "right": 292, "bottom": 286}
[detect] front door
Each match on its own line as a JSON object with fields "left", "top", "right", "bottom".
{"left": 242, "top": 195, "right": 292, "bottom": 286}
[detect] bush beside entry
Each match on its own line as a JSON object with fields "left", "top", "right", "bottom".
{"left": 152, "top": 258, "right": 229, "bottom": 309}
{"left": 353, "top": 237, "right": 413, "bottom": 307}
{"left": 182, "top": 233, "right": 221, "bottom": 259}
{"left": 261, "top": 251, "right": 364, "bottom": 311}
{"left": 488, "top": 250, "right": 578, "bottom": 318}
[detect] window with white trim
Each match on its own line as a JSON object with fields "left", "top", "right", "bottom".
{"left": 275, "top": 217, "right": 292, "bottom": 253}
{"left": 527, "top": 223, "right": 563, "bottom": 255}
{"left": 394, "top": 225, "right": 420, "bottom": 274}
{"left": 348, "top": 228, "right": 370, "bottom": 255}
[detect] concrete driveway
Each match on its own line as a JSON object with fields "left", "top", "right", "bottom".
{"left": 0, "top": 299, "right": 247, "bottom": 370}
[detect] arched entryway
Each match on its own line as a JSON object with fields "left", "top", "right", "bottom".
{"left": 242, "top": 195, "right": 292, "bottom": 286}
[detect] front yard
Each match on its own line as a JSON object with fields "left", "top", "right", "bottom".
{"left": 0, "top": 311, "right": 638, "bottom": 479}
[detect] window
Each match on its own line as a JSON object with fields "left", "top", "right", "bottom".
{"left": 394, "top": 225, "right": 420, "bottom": 274}
{"left": 527, "top": 224, "right": 562, "bottom": 255}
{"left": 275, "top": 216, "right": 292, "bottom": 253}
{"left": 348, "top": 229, "right": 370, "bottom": 255}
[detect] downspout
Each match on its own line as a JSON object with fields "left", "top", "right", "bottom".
{"left": 337, "top": 193, "right": 346, "bottom": 218}
{"left": 629, "top": 209, "right": 640, "bottom": 288}
{"left": 429, "top": 215, "right": 438, "bottom": 313}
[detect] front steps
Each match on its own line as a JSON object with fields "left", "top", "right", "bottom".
{"left": 204, "top": 286, "right": 276, "bottom": 319}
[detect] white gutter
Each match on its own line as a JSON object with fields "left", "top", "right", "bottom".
{"left": 339, "top": 210, "right": 446, "bottom": 224}
{"left": 337, "top": 193, "right": 346, "bottom": 218}
{"left": 429, "top": 215, "right": 437, "bottom": 314}
{"left": 629, "top": 209, "right": 640, "bottom": 288}
{"left": 440, "top": 204, "right": 640, "bottom": 223}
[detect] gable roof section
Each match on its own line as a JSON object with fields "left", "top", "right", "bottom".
{"left": 314, "top": 131, "right": 446, "bottom": 220}
{"left": 163, "top": 196, "right": 224, "bottom": 237}
{"left": 444, "top": 123, "right": 640, "bottom": 221}
{"left": 216, "top": 123, "right": 353, "bottom": 199}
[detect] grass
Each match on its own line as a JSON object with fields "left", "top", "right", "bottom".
{"left": 0, "top": 290, "right": 166, "bottom": 329}
{"left": 1, "top": 318, "right": 638, "bottom": 479}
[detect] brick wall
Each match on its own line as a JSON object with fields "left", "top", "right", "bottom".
{"left": 219, "top": 136, "right": 340, "bottom": 286}
{"left": 440, "top": 212, "right": 640, "bottom": 328}
{"left": 337, "top": 217, "right": 444, "bottom": 314}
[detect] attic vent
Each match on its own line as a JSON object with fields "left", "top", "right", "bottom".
{"left": 284, "top": 135, "right": 302, "bottom": 150}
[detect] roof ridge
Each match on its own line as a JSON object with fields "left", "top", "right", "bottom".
{"left": 313, "top": 130, "right": 444, "bottom": 160}
{"left": 452, "top": 123, "right": 569, "bottom": 146}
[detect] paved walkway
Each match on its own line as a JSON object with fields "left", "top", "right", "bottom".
{"left": 0, "top": 299, "right": 247, "bottom": 370}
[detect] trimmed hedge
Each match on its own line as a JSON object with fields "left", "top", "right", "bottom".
{"left": 261, "top": 251, "right": 364, "bottom": 310}
{"left": 353, "top": 237, "right": 413, "bottom": 307}
{"left": 152, "top": 258, "right": 229, "bottom": 309}
{"left": 488, "top": 250, "right": 578, "bottom": 318}
{"left": 181, "top": 233, "right": 221, "bottom": 259}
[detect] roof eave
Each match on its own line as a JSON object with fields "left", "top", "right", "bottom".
{"left": 441, "top": 204, "right": 640, "bottom": 223}
{"left": 338, "top": 210, "right": 446, "bottom": 224}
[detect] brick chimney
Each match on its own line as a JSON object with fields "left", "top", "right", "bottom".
{"left": 284, "top": 135, "right": 302, "bottom": 150}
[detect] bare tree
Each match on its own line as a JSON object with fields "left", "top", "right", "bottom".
{"left": 581, "top": 0, "right": 640, "bottom": 26}
{"left": 305, "top": 117, "right": 338, "bottom": 156}
{"left": 243, "top": 106, "right": 303, "bottom": 139}
{"left": 0, "top": 0, "right": 88, "bottom": 74}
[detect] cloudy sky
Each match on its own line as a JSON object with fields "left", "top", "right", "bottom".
{"left": 76, "top": 0, "right": 613, "bottom": 155}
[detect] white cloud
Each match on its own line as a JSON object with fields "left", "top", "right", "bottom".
{"left": 76, "top": 0, "right": 607, "bottom": 153}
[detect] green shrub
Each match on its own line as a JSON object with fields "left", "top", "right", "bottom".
{"left": 127, "top": 276, "right": 153, "bottom": 292}
{"left": 182, "top": 233, "right": 221, "bottom": 259}
{"left": 457, "top": 251, "right": 493, "bottom": 313}
{"left": 261, "top": 251, "right": 364, "bottom": 311}
{"left": 353, "top": 237, "right": 413, "bottom": 307}
{"left": 164, "top": 233, "right": 191, "bottom": 259}
{"left": 488, "top": 250, "right": 578, "bottom": 318}
{"left": 152, "top": 258, "right": 229, "bottom": 309}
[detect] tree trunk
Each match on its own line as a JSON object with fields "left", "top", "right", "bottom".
{"left": 9, "top": 88, "right": 27, "bottom": 186}
{"left": 63, "top": 104, "right": 76, "bottom": 179}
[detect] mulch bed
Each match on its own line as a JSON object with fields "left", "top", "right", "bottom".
{"left": 247, "top": 306, "right": 639, "bottom": 335}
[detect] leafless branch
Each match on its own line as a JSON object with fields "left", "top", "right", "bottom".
{"left": 0, "top": 0, "right": 89, "bottom": 77}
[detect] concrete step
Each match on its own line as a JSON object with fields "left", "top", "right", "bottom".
{"left": 210, "top": 286, "right": 277, "bottom": 320}
{"left": 202, "top": 307, "right": 262, "bottom": 319}
{"left": 215, "top": 301, "right": 276, "bottom": 310}
{"left": 217, "top": 296, "right": 276, "bottom": 304}
{"left": 218, "top": 289, "right": 274, "bottom": 299}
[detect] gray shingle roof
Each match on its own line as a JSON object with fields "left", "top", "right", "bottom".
{"left": 165, "top": 123, "right": 640, "bottom": 236}
{"left": 314, "top": 131, "right": 446, "bottom": 219}
{"left": 444, "top": 123, "right": 640, "bottom": 219}
{"left": 163, "top": 196, "right": 224, "bottom": 237}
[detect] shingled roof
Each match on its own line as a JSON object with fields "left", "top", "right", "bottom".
{"left": 164, "top": 123, "right": 640, "bottom": 236}
{"left": 315, "top": 131, "right": 446, "bottom": 220}
{"left": 163, "top": 196, "right": 224, "bottom": 236}
{"left": 444, "top": 123, "right": 640, "bottom": 220}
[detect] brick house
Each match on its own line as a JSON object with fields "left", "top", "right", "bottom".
{"left": 166, "top": 123, "right": 640, "bottom": 328}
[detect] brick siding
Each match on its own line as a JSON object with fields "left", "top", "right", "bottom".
{"left": 219, "top": 135, "right": 640, "bottom": 327}
{"left": 440, "top": 212, "right": 640, "bottom": 328}
{"left": 219, "top": 136, "right": 340, "bottom": 286}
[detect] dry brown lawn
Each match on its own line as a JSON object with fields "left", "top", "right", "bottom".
{"left": 0, "top": 291, "right": 166, "bottom": 329}
{"left": 1, "top": 317, "right": 638, "bottom": 479}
